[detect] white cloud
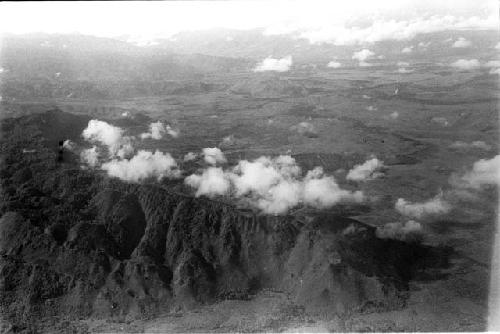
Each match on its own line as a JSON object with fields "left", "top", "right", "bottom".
{"left": 327, "top": 61, "right": 342, "bottom": 68}
{"left": 489, "top": 68, "right": 500, "bottom": 75}
{"left": 450, "top": 59, "right": 480, "bottom": 70}
{"left": 62, "top": 139, "right": 75, "bottom": 150}
{"left": 303, "top": 167, "right": 364, "bottom": 208}
{"left": 185, "top": 167, "right": 231, "bottom": 198}
{"left": 183, "top": 152, "right": 198, "bottom": 162}
{"left": 352, "top": 49, "right": 375, "bottom": 66}
{"left": 496, "top": 42, "right": 500, "bottom": 49}
{"left": 452, "top": 37, "right": 471, "bottom": 48}
{"left": 390, "top": 111, "right": 399, "bottom": 119}
{"left": 401, "top": 46, "right": 413, "bottom": 53}
{"left": 397, "top": 61, "right": 410, "bottom": 67}
{"left": 80, "top": 146, "right": 99, "bottom": 167}
{"left": 449, "top": 140, "right": 491, "bottom": 151}
{"left": 459, "top": 155, "right": 500, "bottom": 189}
{"left": 253, "top": 56, "right": 292, "bottom": 72}
{"left": 185, "top": 155, "right": 364, "bottom": 214}
{"left": 346, "top": 157, "right": 384, "bottom": 181}
{"left": 398, "top": 67, "right": 414, "bottom": 73}
{"left": 366, "top": 105, "right": 377, "bottom": 111}
{"left": 82, "top": 119, "right": 134, "bottom": 158}
{"left": 140, "top": 121, "right": 179, "bottom": 140}
{"left": 202, "top": 147, "right": 227, "bottom": 165}
{"left": 418, "top": 41, "right": 431, "bottom": 48}
{"left": 1, "top": 1, "right": 497, "bottom": 47}
{"left": 395, "top": 193, "right": 451, "bottom": 219}
{"left": 101, "top": 150, "right": 180, "bottom": 182}
{"left": 485, "top": 60, "right": 500, "bottom": 74}
{"left": 376, "top": 220, "right": 423, "bottom": 241}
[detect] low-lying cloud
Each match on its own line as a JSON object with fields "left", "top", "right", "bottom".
{"left": 352, "top": 49, "right": 375, "bottom": 67}
{"left": 185, "top": 167, "right": 231, "bottom": 197}
{"left": 459, "top": 155, "right": 500, "bottom": 189}
{"left": 202, "top": 147, "right": 227, "bottom": 165}
{"left": 101, "top": 150, "right": 180, "bottom": 182}
{"left": 254, "top": 56, "right": 292, "bottom": 72}
{"left": 80, "top": 146, "right": 99, "bottom": 167}
{"left": 82, "top": 120, "right": 133, "bottom": 158}
{"left": 327, "top": 61, "right": 342, "bottom": 68}
{"left": 346, "top": 157, "right": 384, "bottom": 181}
{"left": 185, "top": 155, "right": 364, "bottom": 214}
{"left": 140, "top": 121, "right": 179, "bottom": 140}
{"left": 451, "top": 59, "right": 480, "bottom": 70}
{"left": 395, "top": 193, "right": 451, "bottom": 219}
{"left": 376, "top": 220, "right": 423, "bottom": 242}
{"left": 450, "top": 140, "right": 491, "bottom": 151}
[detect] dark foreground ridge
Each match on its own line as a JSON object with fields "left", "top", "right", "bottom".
{"left": 0, "top": 110, "right": 453, "bottom": 332}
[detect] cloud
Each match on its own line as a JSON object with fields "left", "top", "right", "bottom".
{"left": 485, "top": 60, "right": 500, "bottom": 75}
{"left": 401, "top": 46, "right": 413, "bottom": 53}
{"left": 459, "top": 155, "right": 500, "bottom": 189}
{"left": 101, "top": 150, "right": 180, "bottom": 182}
{"left": 62, "top": 139, "right": 75, "bottom": 151}
{"left": 327, "top": 61, "right": 342, "bottom": 68}
{"left": 82, "top": 119, "right": 134, "bottom": 158}
{"left": 449, "top": 140, "right": 491, "bottom": 151}
{"left": 303, "top": 167, "right": 364, "bottom": 208}
{"left": 253, "top": 56, "right": 292, "bottom": 72}
{"left": 185, "top": 155, "right": 364, "bottom": 214}
{"left": 496, "top": 42, "right": 500, "bottom": 50}
{"left": 398, "top": 67, "right": 414, "bottom": 73}
{"left": 452, "top": 37, "right": 472, "bottom": 48}
{"left": 418, "top": 41, "right": 431, "bottom": 48}
{"left": 346, "top": 157, "right": 384, "bottom": 181}
{"left": 390, "top": 111, "right": 399, "bottom": 119}
{"left": 395, "top": 193, "right": 451, "bottom": 219}
{"left": 353, "top": 49, "right": 375, "bottom": 66}
{"left": 183, "top": 152, "right": 198, "bottom": 162}
{"left": 366, "top": 105, "right": 377, "bottom": 111}
{"left": 450, "top": 59, "right": 480, "bottom": 70}
{"left": 376, "top": 220, "right": 423, "bottom": 242}
{"left": 291, "top": 122, "right": 318, "bottom": 138}
{"left": 202, "top": 147, "right": 227, "bottom": 165}
{"left": 80, "top": 146, "right": 99, "bottom": 167}
{"left": 397, "top": 61, "right": 410, "bottom": 67}
{"left": 185, "top": 167, "right": 231, "bottom": 197}
{"left": 140, "top": 121, "right": 179, "bottom": 140}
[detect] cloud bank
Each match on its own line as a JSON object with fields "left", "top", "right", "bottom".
{"left": 82, "top": 120, "right": 133, "bottom": 158}
{"left": 450, "top": 140, "right": 491, "bottom": 151}
{"left": 101, "top": 150, "right": 180, "bottom": 182}
{"left": 202, "top": 147, "right": 227, "bottom": 165}
{"left": 395, "top": 193, "right": 451, "bottom": 219}
{"left": 346, "top": 157, "right": 384, "bottom": 181}
{"left": 376, "top": 220, "right": 423, "bottom": 242}
{"left": 352, "top": 49, "right": 375, "bottom": 66}
{"left": 185, "top": 155, "right": 364, "bottom": 214}
{"left": 80, "top": 146, "right": 99, "bottom": 167}
{"left": 459, "top": 155, "right": 500, "bottom": 189}
{"left": 327, "top": 61, "right": 342, "bottom": 68}
{"left": 140, "top": 121, "right": 179, "bottom": 140}
{"left": 451, "top": 59, "right": 480, "bottom": 70}
{"left": 254, "top": 56, "right": 292, "bottom": 72}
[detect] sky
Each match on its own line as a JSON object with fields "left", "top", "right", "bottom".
{"left": 0, "top": 1, "right": 497, "bottom": 45}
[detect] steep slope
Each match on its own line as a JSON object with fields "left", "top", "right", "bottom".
{"left": 0, "top": 110, "right": 456, "bottom": 332}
